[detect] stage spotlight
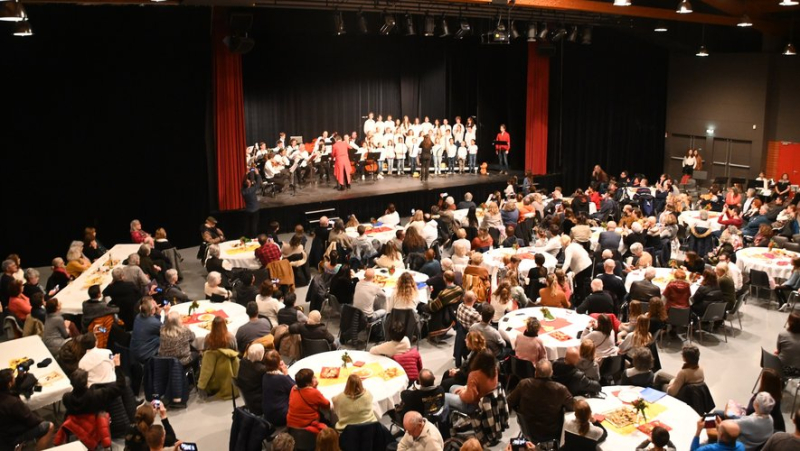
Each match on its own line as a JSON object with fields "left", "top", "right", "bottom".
{"left": 0, "top": 1, "right": 27, "bottom": 22}
{"left": 380, "top": 14, "right": 396, "bottom": 35}
{"left": 440, "top": 16, "right": 451, "bottom": 37}
{"left": 784, "top": 42, "right": 797, "bottom": 56}
{"left": 510, "top": 20, "right": 521, "bottom": 40}
{"left": 676, "top": 0, "right": 693, "bottom": 14}
{"left": 527, "top": 22, "right": 538, "bottom": 41}
{"left": 654, "top": 21, "right": 668, "bottom": 32}
{"left": 567, "top": 25, "right": 579, "bottom": 42}
{"left": 424, "top": 15, "right": 435, "bottom": 36}
{"left": 737, "top": 14, "right": 752, "bottom": 27}
{"left": 696, "top": 44, "right": 709, "bottom": 57}
{"left": 334, "top": 11, "right": 346, "bottom": 35}
{"left": 551, "top": 25, "right": 567, "bottom": 42}
{"left": 538, "top": 22, "right": 549, "bottom": 39}
{"left": 13, "top": 19, "right": 32, "bottom": 36}
{"left": 358, "top": 12, "right": 369, "bottom": 34}
{"left": 454, "top": 17, "right": 471, "bottom": 39}
{"left": 613, "top": 0, "right": 631, "bottom": 6}
{"left": 405, "top": 14, "right": 416, "bottom": 36}
{"left": 779, "top": 0, "right": 799, "bottom": 6}
{"left": 581, "top": 26, "right": 593, "bottom": 44}
{"left": 489, "top": 21, "right": 509, "bottom": 43}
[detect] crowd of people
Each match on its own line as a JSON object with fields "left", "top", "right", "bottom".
{"left": 1, "top": 161, "right": 799, "bottom": 451}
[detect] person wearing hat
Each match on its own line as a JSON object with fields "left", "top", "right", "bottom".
{"left": 201, "top": 217, "right": 226, "bottom": 245}
{"left": 288, "top": 310, "right": 338, "bottom": 349}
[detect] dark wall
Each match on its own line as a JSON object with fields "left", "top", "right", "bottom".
{"left": 0, "top": 5, "right": 211, "bottom": 266}
{"left": 548, "top": 28, "right": 669, "bottom": 192}
{"left": 241, "top": 9, "right": 528, "bottom": 169}
{"left": 766, "top": 56, "right": 800, "bottom": 144}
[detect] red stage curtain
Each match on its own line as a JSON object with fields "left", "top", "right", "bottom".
{"left": 213, "top": 8, "right": 246, "bottom": 211}
{"left": 525, "top": 42, "right": 549, "bottom": 175}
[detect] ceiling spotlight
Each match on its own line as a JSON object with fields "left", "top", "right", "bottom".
{"left": 527, "top": 22, "right": 538, "bottom": 42}
{"left": 737, "top": 14, "right": 753, "bottom": 27}
{"left": 334, "top": 12, "right": 346, "bottom": 35}
{"left": 654, "top": 21, "right": 668, "bottom": 32}
{"left": 784, "top": 42, "right": 797, "bottom": 55}
{"left": 454, "top": 17, "right": 471, "bottom": 39}
{"left": 567, "top": 25, "right": 579, "bottom": 42}
{"left": 779, "top": 0, "right": 799, "bottom": 6}
{"left": 613, "top": 0, "right": 632, "bottom": 6}
{"left": 423, "top": 15, "right": 435, "bottom": 37}
{"left": 440, "top": 16, "right": 451, "bottom": 37}
{"left": 405, "top": 14, "right": 416, "bottom": 36}
{"left": 380, "top": 14, "right": 396, "bottom": 35}
{"left": 538, "top": 22, "right": 549, "bottom": 40}
{"left": 551, "top": 25, "right": 568, "bottom": 42}
{"left": 676, "top": 0, "right": 693, "bottom": 13}
{"left": 357, "top": 12, "right": 368, "bottom": 34}
{"left": 696, "top": 45, "right": 709, "bottom": 57}
{"left": 13, "top": 19, "right": 32, "bottom": 36}
{"left": 489, "top": 21, "right": 509, "bottom": 43}
{"left": 581, "top": 26, "right": 593, "bottom": 44}
{"left": 510, "top": 20, "right": 521, "bottom": 40}
{"left": 0, "top": 1, "right": 27, "bottom": 22}
{"left": 151, "top": 0, "right": 168, "bottom": 2}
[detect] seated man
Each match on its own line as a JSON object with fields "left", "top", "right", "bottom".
{"left": 690, "top": 418, "right": 744, "bottom": 451}
{"left": 421, "top": 270, "right": 463, "bottom": 337}
{"left": 254, "top": 235, "right": 281, "bottom": 269}
{"left": 508, "top": 359, "right": 574, "bottom": 442}
{"left": 288, "top": 310, "right": 337, "bottom": 349}
{"left": 204, "top": 244, "right": 233, "bottom": 286}
{"left": 552, "top": 347, "right": 602, "bottom": 396}
{"left": 398, "top": 411, "right": 444, "bottom": 451}
{"left": 469, "top": 305, "right": 506, "bottom": 355}
{"left": 629, "top": 267, "right": 662, "bottom": 303}
{"left": 0, "top": 369, "right": 55, "bottom": 451}
{"left": 162, "top": 269, "right": 189, "bottom": 304}
{"left": 399, "top": 368, "right": 446, "bottom": 420}
{"left": 82, "top": 284, "right": 120, "bottom": 331}
{"left": 236, "top": 302, "right": 273, "bottom": 351}
{"left": 351, "top": 226, "right": 378, "bottom": 267}
{"left": 233, "top": 270, "right": 259, "bottom": 307}
{"left": 78, "top": 333, "right": 118, "bottom": 387}
{"left": 353, "top": 268, "right": 387, "bottom": 320}
{"left": 576, "top": 279, "right": 614, "bottom": 315}
{"left": 418, "top": 249, "right": 442, "bottom": 279}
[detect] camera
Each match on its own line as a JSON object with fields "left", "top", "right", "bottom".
{"left": 16, "top": 359, "right": 34, "bottom": 373}
{"left": 704, "top": 414, "right": 717, "bottom": 429}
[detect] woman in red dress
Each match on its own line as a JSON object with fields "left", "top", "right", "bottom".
{"left": 331, "top": 135, "right": 352, "bottom": 191}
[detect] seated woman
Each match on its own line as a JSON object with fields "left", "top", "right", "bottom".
{"left": 689, "top": 269, "right": 723, "bottom": 319}
{"left": 369, "top": 321, "right": 411, "bottom": 357}
{"left": 617, "top": 300, "right": 644, "bottom": 342}
{"left": 444, "top": 349, "right": 498, "bottom": 414}
{"left": 489, "top": 281, "right": 515, "bottom": 323}
{"left": 287, "top": 368, "right": 331, "bottom": 434}
{"left": 753, "top": 223, "right": 774, "bottom": 248}
{"left": 664, "top": 345, "right": 704, "bottom": 396}
{"left": 515, "top": 317, "right": 547, "bottom": 364}
{"left": 778, "top": 312, "right": 800, "bottom": 377}
{"left": 130, "top": 297, "right": 163, "bottom": 366}
{"left": 663, "top": 269, "right": 691, "bottom": 311}
{"left": 65, "top": 241, "right": 92, "bottom": 279}
{"left": 374, "top": 243, "right": 405, "bottom": 270}
{"left": 581, "top": 314, "right": 617, "bottom": 361}
{"left": 577, "top": 339, "right": 600, "bottom": 381}
{"left": 538, "top": 274, "right": 570, "bottom": 309}
{"left": 289, "top": 310, "right": 337, "bottom": 349}
{"left": 262, "top": 350, "right": 295, "bottom": 427}
{"left": 237, "top": 343, "right": 266, "bottom": 415}
{"left": 620, "top": 347, "right": 655, "bottom": 387}
{"left": 402, "top": 226, "right": 427, "bottom": 256}
{"left": 646, "top": 297, "right": 668, "bottom": 335}
{"left": 124, "top": 403, "right": 178, "bottom": 451}
{"left": 442, "top": 331, "right": 486, "bottom": 392}
{"left": 618, "top": 316, "right": 652, "bottom": 356}
{"left": 683, "top": 251, "right": 706, "bottom": 276}
{"left": 204, "top": 271, "right": 231, "bottom": 301}
{"left": 255, "top": 281, "right": 282, "bottom": 327}
{"left": 386, "top": 272, "right": 419, "bottom": 313}
{"left": 158, "top": 311, "right": 197, "bottom": 369}
{"left": 471, "top": 227, "right": 493, "bottom": 252}
{"left": 7, "top": 280, "right": 31, "bottom": 325}
{"left": 329, "top": 263, "right": 356, "bottom": 305}
{"left": 332, "top": 374, "right": 377, "bottom": 431}
{"left": 204, "top": 316, "right": 237, "bottom": 352}
{"left": 561, "top": 399, "right": 607, "bottom": 448}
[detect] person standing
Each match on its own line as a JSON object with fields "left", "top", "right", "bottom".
{"left": 241, "top": 171, "right": 261, "bottom": 238}
{"left": 331, "top": 135, "right": 352, "bottom": 191}
{"left": 495, "top": 124, "right": 510, "bottom": 175}
{"left": 418, "top": 135, "right": 433, "bottom": 182}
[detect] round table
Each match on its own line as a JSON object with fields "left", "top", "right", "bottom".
{"left": 678, "top": 210, "right": 723, "bottom": 232}
{"left": 563, "top": 385, "right": 700, "bottom": 450}
{"left": 498, "top": 307, "right": 593, "bottom": 359}
{"left": 483, "top": 247, "right": 558, "bottom": 279}
{"left": 346, "top": 224, "right": 403, "bottom": 245}
{"left": 625, "top": 268, "right": 700, "bottom": 296}
{"left": 287, "top": 350, "right": 408, "bottom": 418}
{"left": 218, "top": 239, "right": 262, "bottom": 270}
{"left": 171, "top": 300, "right": 250, "bottom": 350}
{"left": 736, "top": 247, "right": 800, "bottom": 281}
{"left": 355, "top": 268, "right": 429, "bottom": 304}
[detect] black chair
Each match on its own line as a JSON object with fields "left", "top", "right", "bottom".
{"left": 288, "top": 427, "right": 317, "bottom": 451}
{"left": 339, "top": 304, "right": 383, "bottom": 351}
{"left": 748, "top": 270, "right": 772, "bottom": 304}
{"left": 487, "top": 227, "right": 501, "bottom": 245}
{"left": 785, "top": 242, "right": 800, "bottom": 253}
{"left": 752, "top": 348, "right": 800, "bottom": 418}
{"left": 384, "top": 309, "right": 421, "bottom": 348}
{"left": 505, "top": 356, "right": 535, "bottom": 392}
{"left": 562, "top": 431, "right": 601, "bottom": 451}
{"left": 648, "top": 335, "right": 662, "bottom": 372}
{"left": 662, "top": 308, "right": 692, "bottom": 346}
{"left": 599, "top": 355, "right": 624, "bottom": 385}
{"left": 301, "top": 338, "right": 332, "bottom": 358}
{"left": 691, "top": 302, "right": 728, "bottom": 344}
{"left": 676, "top": 382, "right": 716, "bottom": 416}
{"left": 727, "top": 291, "right": 746, "bottom": 333}
{"left": 209, "top": 293, "right": 227, "bottom": 303}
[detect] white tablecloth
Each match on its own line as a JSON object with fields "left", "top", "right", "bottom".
{"left": 678, "top": 210, "right": 723, "bottom": 232}
{"left": 219, "top": 239, "right": 262, "bottom": 270}
{"left": 56, "top": 244, "right": 141, "bottom": 315}
{"left": 0, "top": 336, "right": 73, "bottom": 410}
{"left": 287, "top": 350, "right": 408, "bottom": 418}
{"left": 484, "top": 247, "right": 558, "bottom": 279}
{"left": 498, "top": 307, "right": 593, "bottom": 359}
{"left": 170, "top": 301, "right": 250, "bottom": 350}
{"left": 625, "top": 268, "right": 700, "bottom": 296}
{"left": 49, "top": 443, "right": 88, "bottom": 451}
{"left": 563, "top": 385, "right": 700, "bottom": 450}
{"left": 736, "top": 247, "right": 800, "bottom": 281}
{"left": 355, "top": 268, "right": 429, "bottom": 305}
{"left": 346, "top": 224, "right": 403, "bottom": 245}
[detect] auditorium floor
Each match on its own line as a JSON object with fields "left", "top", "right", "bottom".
{"left": 22, "top": 238, "right": 797, "bottom": 450}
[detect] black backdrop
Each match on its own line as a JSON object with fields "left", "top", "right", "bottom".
{"left": 0, "top": 5, "right": 211, "bottom": 265}
{"left": 548, "top": 28, "right": 669, "bottom": 191}
{"left": 241, "top": 9, "right": 528, "bottom": 169}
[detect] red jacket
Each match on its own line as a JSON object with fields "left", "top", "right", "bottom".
{"left": 54, "top": 413, "right": 111, "bottom": 449}
{"left": 393, "top": 348, "right": 422, "bottom": 383}
{"left": 495, "top": 132, "right": 510, "bottom": 152}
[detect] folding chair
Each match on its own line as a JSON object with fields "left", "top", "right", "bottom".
{"left": 662, "top": 307, "right": 692, "bottom": 346}
{"left": 752, "top": 348, "right": 800, "bottom": 419}
{"left": 300, "top": 338, "right": 332, "bottom": 358}
{"left": 691, "top": 302, "right": 728, "bottom": 344}
{"left": 727, "top": 291, "right": 747, "bottom": 333}
{"left": 747, "top": 269, "right": 772, "bottom": 304}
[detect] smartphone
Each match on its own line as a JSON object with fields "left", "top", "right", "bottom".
{"left": 179, "top": 443, "right": 198, "bottom": 451}
{"left": 156, "top": 288, "right": 163, "bottom": 293}
{"left": 162, "top": 299, "right": 170, "bottom": 306}
{"left": 97, "top": 327, "right": 107, "bottom": 333}
{"left": 704, "top": 415, "right": 717, "bottom": 428}
{"left": 511, "top": 438, "right": 528, "bottom": 451}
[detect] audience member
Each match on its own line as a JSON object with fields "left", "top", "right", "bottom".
{"left": 515, "top": 317, "right": 547, "bottom": 363}
{"left": 353, "top": 268, "right": 387, "bottom": 320}
{"left": 237, "top": 343, "right": 266, "bottom": 416}
{"left": 552, "top": 347, "right": 602, "bottom": 396}
{"left": 236, "top": 302, "right": 273, "bottom": 351}
{"left": 287, "top": 368, "right": 330, "bottom": 434}
{"left": 469, "top": 305, "right": 506, "bottom": 355}
{"left": 262, "top": 350, "right": 295, "bottom": 427}
{"left": 0, "top": 368, "right": 55, "bottom": 450}
{"left": 332, "top": 374, "right": 377, "bottom": 431}
{"left": 509, "top": 359, "right": 574, "bottom": 442}
{"left": 398, "top": 411, "right": 444, "bottom": 451}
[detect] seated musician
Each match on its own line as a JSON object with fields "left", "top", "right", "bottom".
{"left": 264, "top": 155, "right": 289, "bottom": 192}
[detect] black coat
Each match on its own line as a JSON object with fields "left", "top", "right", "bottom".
{"left": 552, "top": 359, "right": 601, "bottom": 396}
{"left": 629, "top": 280, "right": 661, "bottom": 303}
{"left": 104, "top": 281, "right": 141, "bottom": 331}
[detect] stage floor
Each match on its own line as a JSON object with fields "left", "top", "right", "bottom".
{"left": 258, "top": 170, "right": 522, "bottom": 207}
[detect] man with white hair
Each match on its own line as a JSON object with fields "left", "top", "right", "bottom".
{"left": 598, "top": 220, "right": 622, "bottom": 252}
{"left": 716, "top": 262, "right": 736, "bottom": 311}
{"left": 629, "top": 267, "right": 661, "bottom": 303}
{"left": 353, "top": 268, "right": 387, "bottom": 320}
{"left": 122, "top": 253, "right": 150, "bottom": 292}
{"left": 576, "top": 279, "right": 614, "bottom": 314}
{"left": 398, "top": 411, "right": 443, "bottom": 451}
{"left": 625, "top": 242, "right": 646, "bottom": 273}
{"left": 742, "top": 205, "right": 772, "bottom": 237}
{"left": 730, "top": 392, "right": 776, "bottom": 451}
{"left": 45, "top": 257, "right": 70, "bottom": 296}
{"left": 163, "top": 269, "right": 189, "bottom": 304}
{"left": 457, "top": 192, "right": 476, "bottom": 210}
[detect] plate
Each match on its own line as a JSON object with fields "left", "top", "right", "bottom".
{"left": 197, "top": 313, "right": 216, "bottom": 322}
{"left": 617, "top": 389, "right": 641, "bottom": 403}
{"left": 320, "top": 367, "right": 341, "bottom": 379}
{"left": 351, "top": 368, "right": 373, "bottom": 379}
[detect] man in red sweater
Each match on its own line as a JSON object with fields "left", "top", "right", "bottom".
{"left": 494, "top": 124, "right": 510, "bottom": 175}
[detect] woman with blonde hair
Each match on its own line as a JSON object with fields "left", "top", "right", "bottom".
{"left": 405, "top": 209, "right": 425, "bottom": 233}
{"left": 490, "top": 281, "right": 514, "bottom": 322}
{"left": 618, "top": 300, "right": 644, "bottom": 341}
{"left": 345, "top": 214, "right": 360, "bottom": 229}
{"left": 65, "top": 241, "right": 91, "bottom": 279}
{"left": 387, "top": 272, "right": 419, "bottom": 312}
{"left": 158, "top": 310, "right": 197, "bottom": 367}
{"left": 204, "top": 316, "right": 237, "bottom": 351}
{"left": 554, "top": 269, "right": 572, "bottom": 303}
{"left": 374, "top": 243, "right": 405, "bottom": 270}
{"left": 618, "top": 316, "right": 652, "bottom": 355}
{"left": 539, "top": 273, "right": 570, "bottom": 308}
{"left": 577, "top": 339, "right": 600, "bottom": 380}
{"left": 332, "top": 374, "right": 377, "bottom": 431}
{"left": 402, "top": 226, "right": 427, "bottom": 255}
{"left": 481, "top": 201, "right": 503, "bottom": 234}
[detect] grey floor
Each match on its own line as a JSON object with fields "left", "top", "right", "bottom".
{"left": 25, "top": 236, "right": 798, "bottom": 450}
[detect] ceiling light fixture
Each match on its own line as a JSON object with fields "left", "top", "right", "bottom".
{"left": 454, "top": 17, "right": 471, "bottom": 39}
{"left": 527, "top": 21, "right": 538, "bottom": 42}
{"left": 613, "top": 0, "right": 632, "bottom": 6}
{"left": 510, "top": 20, "right": 521, "bottom": 40}
{"left": 676, "top": 0, "right": 693, "bottom": 14}
{"left": 551, "top": 25, "right": 567, "bottom": 42}
{"left": 785, "top": 20, "right": 796, "bottom": 55}
{"left": 0, "top": 1, "right": 27, "bottom": 22}
{"left": 654, "top": 21, "right": 668, "bottom": 32}
{"left": 423, "top": 15, "right": 435, "bottom": 37}
{"left": 13, "top": 19, "right": 32, "bottom": 36}
{"left": 380, "top": 14, "right": 396, "bottom": 35}
{"left": 439, "top": 16, "right": 451, "bottom": 37}
{"left": 334, "top": 11, "right": 346, "bottom": 35}
{"left": 538, "top": 22, "right": 549, "bottom": 40}
{"left": 405, "top": 14, "right": 416, "bottom": 36}
{"left": 357, "top": 11, "right": 368, "bottom": 34}
{"left": 737, "top": 14, "right": 753, "bottom": 27}
{"left": 696, "top": 25, "right": 708, "bottom": 57}
{"left": 581, "top": 26, "right": 593, "bottom": 44}
{"left": 567, "top": 25, "right": 579, "bottom": 42}
{"left": 779, "top": 0, "right": 799, "bottom": 6}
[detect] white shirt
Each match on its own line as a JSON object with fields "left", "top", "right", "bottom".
{"left": 369, "top": 337, "right": 411, "bottom": 357}
{"left": 422, "top": 220, "right": 439, "bottom": 247}
{"left": 446, "top": 143, "right": 457, "bottom": 158}
{"left": 453, "top": 123, "right": 465, "bottom": 142}
{"left": 468, "top": 144, "right": 478, "bottom": 155}
{"left": 411, "top": 124, "right": 423, "bottom": 136}
{"left": 256, "top": 296, "right": 282, "bottom": 326}
{"left": 364, "top": 119, "right": 376, "bottom": 135}
{"left": 682, "top": 156, "right": 696, "bottom": 168}
{"left": 439, "top": 124, "right": 451, "bottom": 136}
{"left": 726, "top": 263, "right": 743, "bottom": 290}
{"left": 421, "top": 121, "right": 433, "bottom": 135}
{"left": 408, "top": 140, "right": 420, "bottom": 158}
{"left": 457, "top": 146, "right": 468, "bottom": 159}
{"left": 79, "top": 347, "right": 116, "bottom": 387}
{"left": 465, "top": 125, "right": 477, "bottom": 143}
{"left": 378, "top": 211, "right": 400, "bottom": 226}
{"left": 395, "top": 142, "right": 407, "bottom": 158}
{"left": 563, "top": 242, "right": 592, "bottom": 275}
{"left": 398, "top": 419, "right": 443, "bottom": 451}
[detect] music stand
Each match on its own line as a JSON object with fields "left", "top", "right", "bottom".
{"left": 492, "top": 140, "right": 508, "bottom": 147}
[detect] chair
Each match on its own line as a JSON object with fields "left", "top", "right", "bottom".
{"left": 288, "top": 427, "right": 317, "bottom": 451}
{"left": 648, "top": 335, "right": 662, "bottom": 372}
{"left": 230, "top": 404, "right": 277, "bottom": 451}
{"left": 301, "top": 338, "right": 332, "bottom": 358}
{"left": 787, "top": 292, "right": 800, "bottom": 327}
{"left": 562, "top": 431, "right": 600, "bottom": 451}
{"left": 748, "top": 269, "right": 772, "bottom": 303}
{"left": 752, "top": 348, "right": 800, "bottom": 418}
{"left": 505, "top": 356, "right": 534, "bottom": 392}
{"left": 383, "top": 309, "right": 421, "bottom": 348}
{"left": 599, "top": 355, "right": 624, "bottom": 385}
{"left": 772, "top": 236, "right": 789, "bottom": 249}
{"left": 339, "top": 421, "right": 394, "bottom": 450}
{"left": 785, "top": 242, "right": 800, "bottom": 253}
{"left": 209, "top": 293, "right": 227, "bottom": 303}
{"left": 321, "top": 292, "right": 342, "bottom": 320}
{"left": 143, "top": 356, "right": 190, "bottom": 407}
{"left": 676, "top": 382, "right": 716, "bottom": 416}
{"left": 727, "top": 291, "right": 747, "bottom": 333}
{"left": 662, "top": 308, "right": 692, "bottom": 346}
{"left": 691, "top": 302, "right": 728, "bottom": 344}
{"left": 3, "top": 316, "right": 23, "bottom": 340}
{"left": 339, "top": 304, "right": 382, "bottom": 351}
